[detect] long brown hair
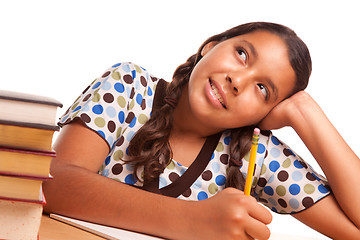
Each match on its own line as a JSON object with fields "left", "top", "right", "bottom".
{"left": 126, "top": 22, "right": 312, "bottom": 190}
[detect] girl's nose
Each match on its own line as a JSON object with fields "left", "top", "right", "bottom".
{"left": 226, "top": 71, "right": 249, "bottom": 95}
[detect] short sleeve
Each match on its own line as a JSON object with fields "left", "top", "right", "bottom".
{"left": 253, "top": 132, "right": 331, "bottom": 214}
{"left": 58, "top": 62, "right": 159, "bottom": 149}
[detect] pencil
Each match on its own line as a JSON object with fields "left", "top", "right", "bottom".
{"left": 244, "top": 128, "right": 260, "bottom": 196}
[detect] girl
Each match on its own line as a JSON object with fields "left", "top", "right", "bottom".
{"left": 43, "top": 22, "right": 360, "bottom": 239}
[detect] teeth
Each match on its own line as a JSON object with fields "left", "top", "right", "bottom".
{"left": 210, "top": 80, "right": 226, "bottom": 108}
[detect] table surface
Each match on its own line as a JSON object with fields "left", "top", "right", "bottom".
{"left": 39, "top": 214, "right": 324, "bottom": 240}
{"left": 39, "top": 214, "right": 105, "bottom": 240}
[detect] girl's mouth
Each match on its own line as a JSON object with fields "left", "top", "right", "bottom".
{"left": 209, "top": 79, "right": 227, "bottom": 109}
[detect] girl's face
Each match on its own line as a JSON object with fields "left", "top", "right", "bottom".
{"left": 187, "top": 30, "right": 296, "bottom": 132}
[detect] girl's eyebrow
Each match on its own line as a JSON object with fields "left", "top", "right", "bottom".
{"left": 264, "top": 78, "right": 279, "bottom": 101}
{"left": 239, "top": 40, "right": 258, "bottom": 58}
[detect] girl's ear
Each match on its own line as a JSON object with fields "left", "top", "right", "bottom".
{"left": 201, "top": 41, "right": 218, "bottom": 56}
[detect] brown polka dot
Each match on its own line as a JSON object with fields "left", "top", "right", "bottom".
{"left": 140, "top": 76, "right": 147, "bottom": 87}
{"left": 257, "top": 177, "right": 267, "bottom": 187}
{"left": 277, "top": 170, "right": 289, "bottom": 182}
{"left": 182, "top": 188, "right": 192, "bottom": 198}
{"left": 102, "top": 71, "right": 111, "bottom": 78}
{"left": 264, "top": 150, "right": 268, "bottom": 159}
{"left": 125, "top": 112, "right": 135, "bottom": 124}
{"left": 141, "top": 99, "right": 146, "bottom": 110}
{"left": 259, "top": 198, "right": 268, "bottom": 204}
{"left": 103, "top": 93, "right": 114, "bottom": 103}
{"left": 300, "top": 161, "right": 308, "bottom": 169}
{"left": 278, "top": 198, "right": 287, "bottom": 208}
{"left": 107, "top": 121, "right": 116, "bottom": 133}
{"left": 123, "top": 74, "right": 133, "bottom": 84}
{"left": 283, "top": 148, "right": 294, "bottom": 157}
{"left": 82, "top": 85, "right": 90, "bottom": 94}
{"left": 202, "top": 170, "right": 213, "bottom": 181}
{"left": 150, "top": 76, "right": 158, "bottom": 82}
{"left": 83, "top": 93, "right": 92, "bottom": 102}
{"left": 116, "top": 136, "right": 124, "bottom": 146}
{"left": 80, "top": 113, "right": 91, "bottom": 123}
{"left": 130, "top": 87, "right": 135, "bottom": 99}
{"left": 220, "top": 154, "right": 229, "bottom": 165}
{"left": 111, "top": 163, "right": 123, "bottom": 175}
{"left": 306, "top": 172, "right": 316, "bottom": 181}
{"left": 302, "top": 197, "right": 314, "bottom": 208}
{"left": 169, "top": 172, "right": 179, "bottom": 182}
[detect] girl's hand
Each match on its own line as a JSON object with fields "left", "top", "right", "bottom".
{"left": 258, "top": 91, "right": 316, "bottom": 131}
{"left": 191, "top": 188, "right": 272, "bottom": 240}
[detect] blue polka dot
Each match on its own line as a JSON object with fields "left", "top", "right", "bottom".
{"left": 92, "top": 82, "right": 101, "bottom": 89}
{"left": 101, "top": 169, "right": 109, "bottom": 177}
{"left": 129, "top": 117, "right": 137, "bottom": 128}
{"left": 147, "top": 86, "right": 153, "bottom": 96}
{"left": 197, "top": 191, "right": 208, "bottom": 200}
{"left": 294, "top": 160, "right": 304, "bottom": 169}
{"left": 291, "top": 171, "right": 303, "bottom": 181}
{"left": 215, "top": 175, "right": 226, "bottom": 186}
{"left": 257, "top": 143, "right": 266, "bottom": 154}
{"left": 114, "top": 82, "right": 125, "bottom": 93}
{"left": 125, "top": 174, "right": 136, "bottom": 185}
{"left": 224, "top": 136, "right": 231, "bottom": 145}
{"left": 147, "top": 99, "right": 153, "bottom": 109}
{"left": 106, "top": 106, "right": 116, "bottom": 118}
{"left": 136, "top": 93, "right": 143, "bottom": 105}
{"left": 289, "top": 184, "right": 301, "bottom": 195}
{"left": 212, "top": 162, "right": 220, "bottom": 173}
{"left": 271, "top": 136, "right": 280, "bottom": 145}
{"left": 97, "top": 130, "right": 105, "bottom": 139}
{"left": 264, "top": 186, "right": 274, "bottom": 196}
{"left": 122, "top": 64, "right": 131, "bottom": 72}
{"left": 318, "top": 185, "right": 329, "bottom": 194}
{"left": 125, "top": 163, "right": 134, "bottom": 171}
{"left": 289, "top": 198, "right": 299, "bottom": 209}
{"left": 131, "top": 70, "right": 136, "bottom": 79}
{"left": 126, "top": 131, "right": 136, "bottom": 142}
{"left": 210, "top": 153, "right": 215, "bottom": 160}
{"left": 268, "top": 174, "right": 275, "bottom": 184}
{"left": 159, "top": 176, "right": 167, "bottom": 188}
{"left": 105, "top": 156, "right": 111, "bottom": 165}
{"left": 112, "top": 63, "right": 121, "bottom": 68}
{"left": 118, "top": 111, "right": 125, "bottom": 123}
{"left": 72, "top": 105, "right": 81, "bottom": 113}
{"left": 269, "top": 161, "right": 280, "bottom": 172}
{"left": 270, "top": 148, "right": 280, "bottom": 158}
{"left": 268, "top": 198, "right": 277, "bottom": 207}
{"left": 101, "top": 81, "right": 111, "bottom": 90}
{"left": 107, "top": 136, "right": 114, "bottom": 146}
{"left": 92, "top": 105, "right": 103, "bottom": 114}
{"left": 83, "top": 104, "right": 90, "bottom": 112}
{"left": 193, "top": 179, "right": 202, "bottom": 189}
{"left": 271, "top": 207, "right": 278, "bottom": 213}
{"left": 180, "top": 168, "right": 186, "bottom": 176}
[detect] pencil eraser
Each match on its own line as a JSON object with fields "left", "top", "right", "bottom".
{"left": 254, "top": 128, "right": 260, "bottom": 135}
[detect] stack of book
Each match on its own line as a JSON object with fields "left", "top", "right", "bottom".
{"left": 0, "top": 89, "right": 62, "bottom": 240}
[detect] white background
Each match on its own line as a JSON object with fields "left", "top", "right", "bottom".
{"left": 1, "top": 1, "right": 359, "bottom": 239}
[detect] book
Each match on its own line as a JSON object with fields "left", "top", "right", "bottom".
{"left": 0, "top": 121, "right": 58, "bottom": 151}
{"left": 0, "top": 89, "right": 63, "bottom": 126}
{"left": 0, "top": 146, "right": 55, "bottom": 178}
{"left": 0, "top": 192, "right": 46, "bottom": 240}
{"left": 50, "top": 214, "right": 164, "bottom": 240}
{"left": 0, "top": 173, "right": 51, "bottom": 202}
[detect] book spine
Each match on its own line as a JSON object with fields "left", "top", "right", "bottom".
{"left": 0, "top": 120, "right": 60, "bottom": 131}
{"left": 0, "top": 145, "right": 56, "bottom": 156}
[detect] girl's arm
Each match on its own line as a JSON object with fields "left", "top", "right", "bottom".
{"left": 43, "top": 119, "right": 272, "bottom": 240}
{"left": 260, "top": 91, "right": 360, "bottom": 238}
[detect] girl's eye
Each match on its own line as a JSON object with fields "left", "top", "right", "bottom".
{"left": 237, "top": 49, "right": 247, "bottom": 63}
{"left": 257, "top": 84, "right": 269, "bottom": 100}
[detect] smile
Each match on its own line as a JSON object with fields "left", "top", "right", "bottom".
{"left": 209, "top": 79, "right": 227, "bottom": 109}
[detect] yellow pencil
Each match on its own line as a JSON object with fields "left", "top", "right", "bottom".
{"left": 244, "top": 128, "right": 260, "bottom": 196}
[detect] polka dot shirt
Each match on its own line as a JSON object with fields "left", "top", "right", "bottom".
{"left": 59, "top": 62, "right": 331, "bottom": 214}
